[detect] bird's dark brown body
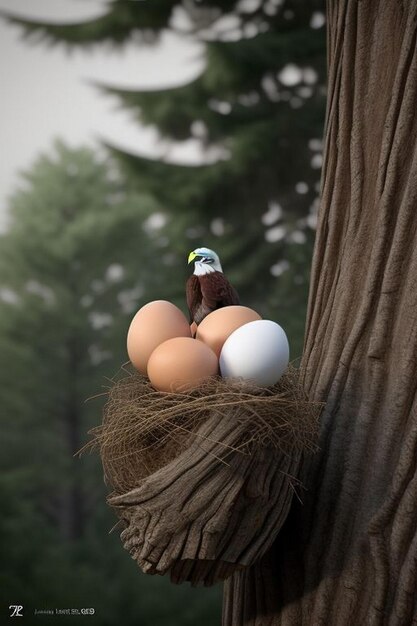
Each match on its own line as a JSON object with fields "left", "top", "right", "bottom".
{"left": 186, "top": 271, "right": 240, "bottom": 325}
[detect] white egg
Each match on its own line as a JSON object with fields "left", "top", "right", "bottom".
{"left": 219, "top": 320, "right": 290, "bottom": 387}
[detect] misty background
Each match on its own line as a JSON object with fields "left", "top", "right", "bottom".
{"left": 0, "top": 1, "right": 326, "bottom": 624}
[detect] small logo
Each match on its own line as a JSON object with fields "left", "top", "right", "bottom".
{"left": 9, "top": 605, "right": 23, "bottom": 617}
{"left": 81, "top": 608, "right": 95, "bottom": 615}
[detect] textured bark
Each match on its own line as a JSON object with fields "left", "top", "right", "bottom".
{"left": 223, "top": 1, "right": 417, "bottom": 624}
{"left": 109, "top": 412, "right": 301, "bottom": 586}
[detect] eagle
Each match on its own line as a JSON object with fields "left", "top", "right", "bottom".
{"left": 186, "top": 247, "right": 240, "bottom": 325}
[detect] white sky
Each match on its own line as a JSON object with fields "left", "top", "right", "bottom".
{"left": 0, "top": 0, "right": 205, "bottom": 229}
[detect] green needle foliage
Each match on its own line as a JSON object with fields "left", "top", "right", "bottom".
{"left": 3, "top": 0, "right": 327, "bottom": 357}
{"left": 0, "top": 2, "right": 327, "bottom": 621}
{"left": 0, "top": 142, "right": 220, "bottom": 625}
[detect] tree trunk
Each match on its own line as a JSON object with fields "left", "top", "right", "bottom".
{"left": 223, "top": 1, "right": 417, "bottom": 624}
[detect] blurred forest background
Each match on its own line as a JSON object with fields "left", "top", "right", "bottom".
{"left": 0, "top": 1, "right": 326, "bottom": 624}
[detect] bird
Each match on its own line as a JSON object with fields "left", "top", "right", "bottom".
{"left": 186, "top": 247, "right": 240, "bottom": 325}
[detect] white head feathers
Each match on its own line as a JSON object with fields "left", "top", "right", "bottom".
{"left": 188, "top": 247, "right": 223, "bottom": 276}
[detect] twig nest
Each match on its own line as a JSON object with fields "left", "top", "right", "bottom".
{"left": 88, "top": 365, "right": 322, "bottom": 586}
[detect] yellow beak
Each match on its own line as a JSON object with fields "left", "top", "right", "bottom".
{"left": 188, "top": 251, "right": 197, "bottom": 264}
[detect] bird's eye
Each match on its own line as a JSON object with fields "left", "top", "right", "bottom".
{"left": 204, "top": 257, "right": 214, "bottom": 264}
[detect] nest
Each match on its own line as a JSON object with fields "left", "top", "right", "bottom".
{"left": 87, "top": 365, "right": 320, "bottom": 494}
{"left": 86, "top": 364, "right": 322, "bottom": 586}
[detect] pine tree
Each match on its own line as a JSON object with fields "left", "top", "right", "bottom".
{"left": 0, "top": 142, "right": 222, "bottom": 625}
{"left": 0, "top": 141, "right": 164, "bottom": 538}
{"left": 2, "top": 0, "right": 326, "bottom": 356}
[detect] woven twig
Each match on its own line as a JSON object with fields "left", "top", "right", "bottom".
{"left": 86, "top": 365, "right": 322, "bottom": 585}
{"left": 85, "top": 365, "right": 321, "bottom": 494}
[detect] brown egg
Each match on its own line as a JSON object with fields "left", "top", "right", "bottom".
{"left": 196, "top": 305, "right": 262, "bottom": 357}
{"left": 127, "top": 300, "right": 191, "bottom": 375}
{"left": 147, "top": 337, "right": 218, "bottom": 393}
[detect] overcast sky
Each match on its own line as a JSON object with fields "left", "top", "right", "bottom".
{"left": 0, "top": 0, "right": 204, "bottom": 229}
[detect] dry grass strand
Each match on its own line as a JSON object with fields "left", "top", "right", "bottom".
{"left": 85, "top": 364, "right": 322, "bottom": 493}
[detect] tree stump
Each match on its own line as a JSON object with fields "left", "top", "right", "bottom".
{"left": 109, "top": 410, "right": 302, "bottom": 586}
{"left": 89, "top": 369, "right": 320, "bottom": 588}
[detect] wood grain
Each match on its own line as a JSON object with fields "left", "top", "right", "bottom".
{"left": 223, "top": 1, "right": 417, "bottom": 624}
{"left": 108, "top": 410, "right": 301, "bottom": 586}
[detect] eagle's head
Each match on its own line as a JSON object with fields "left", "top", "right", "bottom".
{"left": 188, "top": 247, "right": 223, "bottom": 275}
